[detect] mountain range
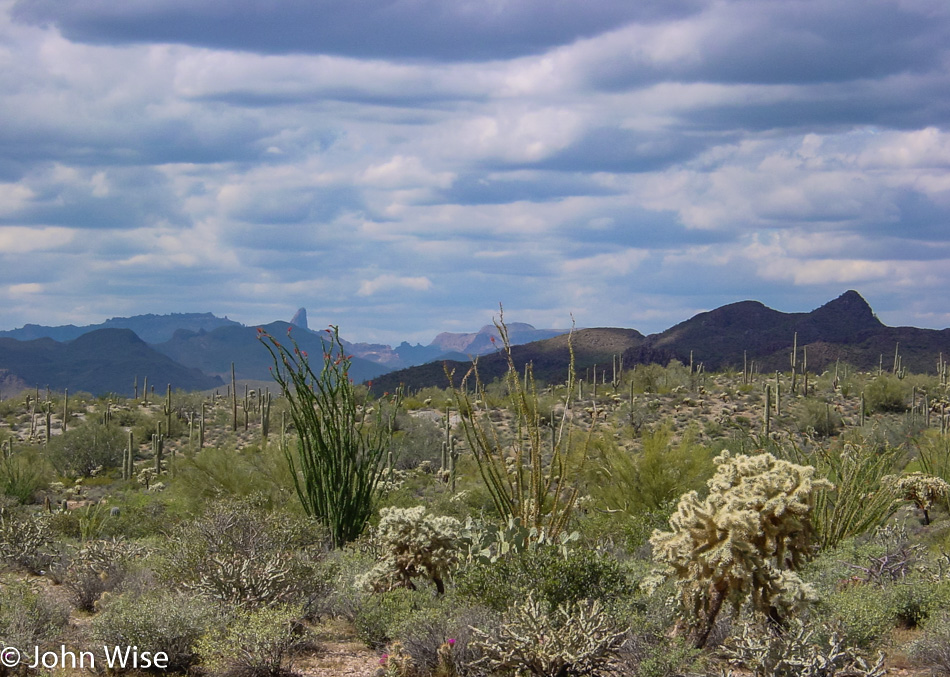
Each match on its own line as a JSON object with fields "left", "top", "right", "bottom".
{"left": 369, "top": 291, "right": 950, "bottom": 393}
{"left": 0, "top": 311, "right": 565, "bottom": 396}
{"left": 1, "top": 291, "right": 948, "bottom": 396}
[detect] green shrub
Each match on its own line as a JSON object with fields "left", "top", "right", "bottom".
{"left": 618, "top": 634, "right": 703, "bottom": 677}
{"left": 92, "top": 589, "right": 221, "bottom": 673}
{"left": 388, "top": 414, "right": 443, "bottom": 470}
{"left": 171, "top": 443, "right": 294, "bottom": 510}
{"left": 456, "top": 546, "right": 632, "bottom": 613}
{"left": 353, "top": 587, "right": 432, "bottom": 649}
{"left": 824, "top": 577, "right": 945, "bottom": 649}
{"left": 864, "top": 375, "right": 908, "bottom": 413}
{"left": 196, "top": 604, "right": 311, "bottom": 677}
{"left": 908, "top": 608, "right": 950, "bottom": 675}
{"left": 588, "top": 425, "right": 713, "bottom": 517}
{"left": 796, "top": 398, "right": 843, "bottom": 437}
{"left": 824, "top": 584, "right": 895, "bottom": 649}
{"left": 0, "top": 580, "right": 69, "bottom": 657}
{"left": 0, "top": 453, "right": 48, "bottom": 504}
{"left": 46, "top": 420, "right": 126, "bottom": 478}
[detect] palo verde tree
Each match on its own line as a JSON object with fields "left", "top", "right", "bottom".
{"left": 650, "top": 451, "right": 832, "bottom": 648}
{"left": 259, "top": 325, "right": 400, "bottom": 548}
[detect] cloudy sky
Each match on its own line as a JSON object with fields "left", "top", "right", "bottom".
{"left": 2, "top": 0, "right": 950, "bottom": 344}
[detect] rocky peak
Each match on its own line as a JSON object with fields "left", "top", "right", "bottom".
{"left": 290, "top": 307, "right": 309, "bottom": 331}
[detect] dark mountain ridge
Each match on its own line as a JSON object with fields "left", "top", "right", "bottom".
{"left": 0, "top": 329, "right": 223, "bottom": 396}
{"left": 369, "top": 291, "right": 950, "bottom": 392}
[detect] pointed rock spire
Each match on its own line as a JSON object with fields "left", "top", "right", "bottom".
{"left": 290, "top": 307, "right": 309, "bottom": 330}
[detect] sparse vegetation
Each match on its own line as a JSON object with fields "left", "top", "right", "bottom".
{"left": 0, "top": 319, "right": 949, "bottom": 676}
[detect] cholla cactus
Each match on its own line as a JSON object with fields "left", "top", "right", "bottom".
{"left": 650, "top": 451, "right": 832, "bottom": 648}
{"left": 470, "top": 593, "right": 626, "bottom": 676}
{"left": 882, "top": 472, "right": 950, "bottom": 525}
{"left": 362, "top": 506, "right": 460, "bottom": 595}
{"left": 723, "top": 618, "right": 886, "bottom": 677}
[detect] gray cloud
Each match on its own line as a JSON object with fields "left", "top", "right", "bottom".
{"left": 2, "top": 0, "right": 950, "bottom": 340}
{"left": 11, "top": 0, "right": 702, "bottom": 61}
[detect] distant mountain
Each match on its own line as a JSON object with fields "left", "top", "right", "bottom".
{"left": 626, "top": 290, "right": 934, "bottom": 373}
{"left": 0, "top": 312, "right": 241, "bottom": 344}
{"left": 370, "top": 327, "right": 645, "bottom": 393}
{"left": 367, "top": 291, "right": 950, "bottom": 392}
{"left": 283, "top": 310, "right": 567, "bottom": 370}
{"left": 0, "top": 329, "right": 223, "bottom": 396}
{"left": 154, "top": 322, "right": 390, "bottom": 384}
{"left": 429, "top": 322, "right": 566, "bottom": 355}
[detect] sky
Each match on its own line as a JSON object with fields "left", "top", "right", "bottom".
{"left": 2, "top": 0, "right": 950, "bottom": 345}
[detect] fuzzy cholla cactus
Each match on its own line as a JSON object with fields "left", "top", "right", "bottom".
{"left": 882, "top": 472, "right": 950, "bottom": 525}
{"left": 650, "top": 451, "right": 832, "bottom": 648}
{"left": 362, "top": 506, "right": 461, "bottom": 595}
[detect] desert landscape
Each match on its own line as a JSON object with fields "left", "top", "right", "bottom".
{"left": 0, "top": 293, "right": 949, "bottom": 676}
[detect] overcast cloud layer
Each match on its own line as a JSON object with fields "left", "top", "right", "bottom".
{"left": 2, "top": 0, "right": 950, "bottom": 343}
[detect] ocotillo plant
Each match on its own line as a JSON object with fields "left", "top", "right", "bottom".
{"left": 259, "top": 325, "right": 402, "bottom": 548}
{"left": 449, "top": 309, "right": 587, "bottom": 542}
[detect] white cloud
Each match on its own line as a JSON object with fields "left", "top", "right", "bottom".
{"left": 357, "top": 275, "right": 433, "bottom": 297}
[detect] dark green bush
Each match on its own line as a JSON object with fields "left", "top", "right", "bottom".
{"left": 195, "top": 604, "right": 312, "bottom": 677}
{"left": 388, "top": 413, "right": 443, "bottom": 470}
{"left": 796, "top": 398, "right": 843, "bottom": 437}
{"left": 823, "top": 577, "right": 946, "bottom": 649}
{"left": 46, "top": 421, "right": 126, "bottom": 478}
{"left": 455, "top": 547, "right": 633, "bottom": 612}
{"left": 864, "top": 375, "right": 909, "bottom": 413}
{"left": 353, "top": 587, "right": 433, "bottom": 649}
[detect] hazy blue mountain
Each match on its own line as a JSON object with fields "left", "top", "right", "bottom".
{"left": 0, "top": 312, "right": 242, "bottom": 344}
{"left": 0, "top": 329, "right": 223, "bottom": 396}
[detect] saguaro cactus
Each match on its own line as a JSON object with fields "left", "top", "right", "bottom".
{"left": 650, "top": 451, "right": 832, "bottom": 648}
